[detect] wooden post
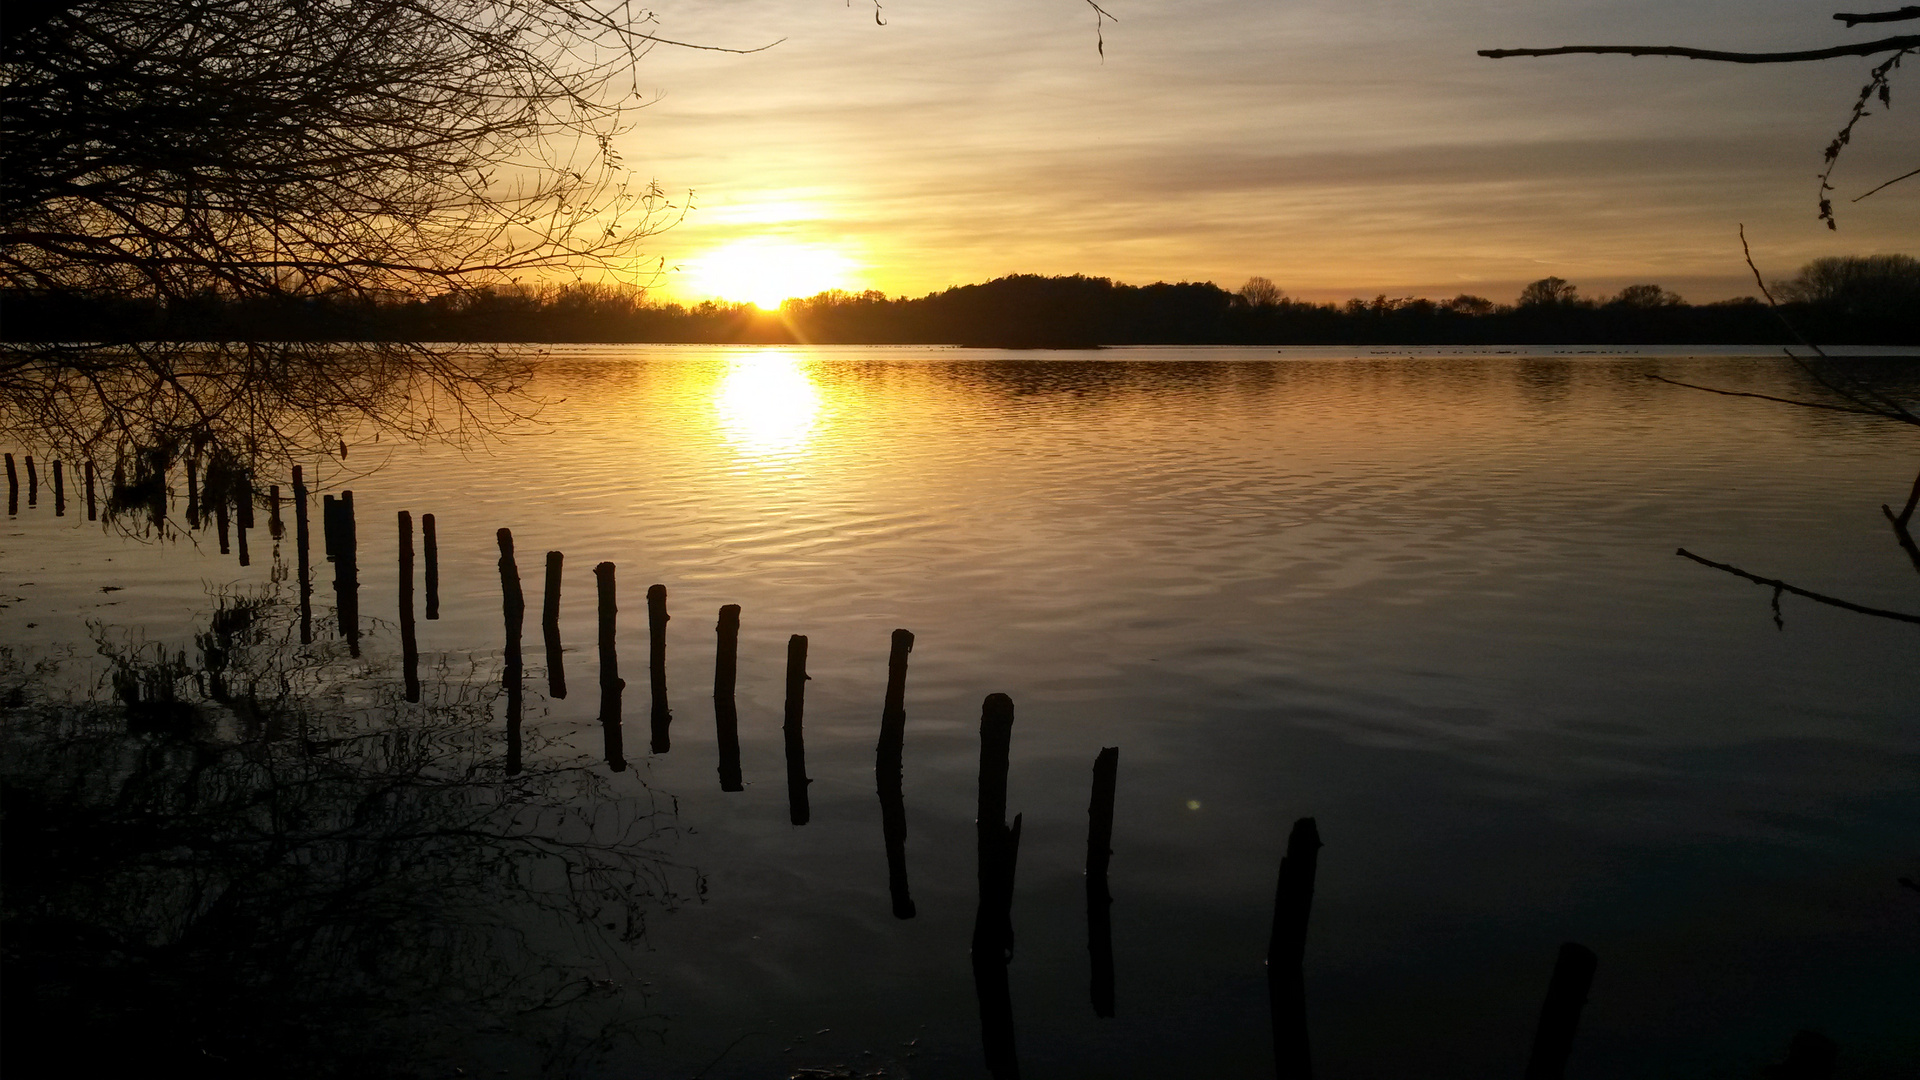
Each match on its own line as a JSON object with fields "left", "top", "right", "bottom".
{"left": 185, "top": 454, "right": 200, "bottom": 528}
{"left": 52, "top": 460, "right": 64, "bottom": 516}
{"left": 214, "top": 495, "right": 231, "bottom": 554}
{"left": 783, "top": 634, "right": 811, "bottom": 825}
{"left": 399, "top": 512, "right": 419, "bottom": 703}
{"left": 84, "top": 460, "right": 96, "bottom": 521}
{"left": 322, "top": 494, "right": 337, "bottom": 561}
{"left": 422, "top": 512, "right": 439, "bottom": 619}
{"left": 877, "top": 628, "right": 917, "bottom": 919}
{"left": 542, "top": 551, "right": 566, "bottom": 699}
{"left": 647, "top": 583, "right": 671, "bottom": 752}
{"left": 498, "top": 528, "right": 524, "bottom": 775}
{"left": 1087, "top": 746, "right": 1119, "bottom": 1017}
{"left": 973, "top": 693, "right": 1019, "bottom": 961}
{"left": 25, "top": 455, "right": 36, "bottom": 505}
{"left": 292, "top": 466, "right": 311, "bottom": 645}
{"left": 148, "top": 456, "right": 165, "bottom": 528}
{"left": 5, "top": 454, "right": 16, "bottom": 515}
{"left": 236, "top": 471, "right": 254, "bottom": 530}
{"left": 1269, "top": 817, "right": 1321, "bottom": 1080}
{"left": 268, "top": 484, "right": 282, "bottom": 539}
{"left": 337, "top": 491, "right": 358, "bottom": 655}
{"left": 714, "top": 604, "right": 744, "bottom": 791}
{"left": 595, "top": 561, "right": 626, "bottom": 771}
{"left": 236, "top": 509, "right": 250, "bottom": 566}
{"left": 1522, "top": 943, "right": 1597, "bottom": 1080}
{"left": 971, "top": 692, "right": 1022, "bottom": 1080}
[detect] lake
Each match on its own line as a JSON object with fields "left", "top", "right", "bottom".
{"left": 3, "top": 345, "right": 1917, "bottom": 1079}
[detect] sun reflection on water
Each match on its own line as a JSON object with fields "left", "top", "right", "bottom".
{"left": 712, "top": 351, "right": 822, "bottom": 459}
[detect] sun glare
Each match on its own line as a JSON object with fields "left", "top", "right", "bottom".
{"left": 686, "top": 240, "right": 855, "bottom": 309}
{"left": 713, "top": 352, "right": 821, "bottom": 458}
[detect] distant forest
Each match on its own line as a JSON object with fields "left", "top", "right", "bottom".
{"left": 5, "top": 257, "right": 1916, "bottom": 347}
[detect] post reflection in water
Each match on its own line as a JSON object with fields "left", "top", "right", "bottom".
{"left": 876, "top": 628, "right": 916, "bottom": 919}
{"left": 712, "top": 351, "right": 822, "bottom": 460}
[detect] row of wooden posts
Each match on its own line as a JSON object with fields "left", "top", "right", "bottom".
{"left": 7, "top": 452, "right": 85, "bottom": 520}
{"left": 17, "top": 454, "right": 1620, "bottom": 1080}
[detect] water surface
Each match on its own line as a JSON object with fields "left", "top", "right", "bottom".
{"left": 4, "top": 346, "right": 1917, "bottom": 1078}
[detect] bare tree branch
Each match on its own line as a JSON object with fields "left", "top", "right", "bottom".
{"left": 1676, "top": 548, "right": 1920, "bottom": 625}
{"left": 1479, "top": 36, "right": 1920, "bottom": 63}
{"left": 1850, "top": 165, "right": 1920, "bottom": 200}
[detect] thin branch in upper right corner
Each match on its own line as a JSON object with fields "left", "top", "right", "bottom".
{"left": 1818, "top": 48, "right": 1912, "bottom": 228}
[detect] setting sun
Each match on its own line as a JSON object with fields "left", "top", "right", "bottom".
{"left": 684, "top": 240, "right": 856, "bottom": 308}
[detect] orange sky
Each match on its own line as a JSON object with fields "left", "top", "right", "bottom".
{"left": 616, "top": 0, "right": 1918, "bottom": 307}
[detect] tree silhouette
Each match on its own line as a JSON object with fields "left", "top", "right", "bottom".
{"left": 0, "top": 0, "right": 756, "bottom": 467}
{"left": 1239, "top": 276, "right": 1286, "bottom": 308}
{"left": 1517, "top": 276, "right": 1583, "bottom": 307}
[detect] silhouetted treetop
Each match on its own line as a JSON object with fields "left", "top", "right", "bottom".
{"left": 0, "top": 0, "right": 717, "bottom": 304}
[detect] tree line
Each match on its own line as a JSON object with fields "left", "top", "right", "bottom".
{"left": 4, "top": 257, "right": 1915, "bottom": 348}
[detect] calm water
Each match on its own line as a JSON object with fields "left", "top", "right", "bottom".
{"left": 4, "top": 346, "right": 1918, "bottom": 1078}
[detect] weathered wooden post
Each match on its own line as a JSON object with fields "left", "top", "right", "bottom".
{"left": 876, "top": 629, "right": 917, "bottom": 919}
{"left": 422, "top": 512, "right": 439, "bottom": 619}
{"left": 1269, "top": 817, "right": 1321, "bottom": 1080}
{"left": 497, "top": 528, "right": 524, "bottom": 773}
{"left": 714, "top": 604, "right": 744, "bottom": 791}
{"left": 5, "top": 453, "right": 16, "bottom": 515}
{"left": 25, "top": 455, "right": 37, "bottom": 506}
{"left": 214, "top": 494, "right": 231, "bottom": 554}
{"left": 1087, "top": 746, "right": 1119, "bottom": 1017}
{"left": 337, "top": 491, "right": 359, "bottom": 655}
{"left": 542, "top": 551, "right": 566, "bottom": 699}
{"left": 84, "top": 460, "right": 96, "bottom": 521}
{"left": 399, "top": 511, "right": 419, "bottom": 703}
{"left": 268, "top": 484, "right": 283, "bottom": 539}
{"left": 647, "top": 583, "right": 671, "bottom": 753}
{"left": 784, "top": 634, "right": 812, "bottom": 826}
{"left": 1522, "top": 943, "right": 1597, "bottom": 1080}
{"left": 322, "top": 494, "right": 337, "bottom": 561}
{"left": 236, "top": 471, "right": 254, "bottom": 530}
{"left": 971, "top": 692, "right": 1022, "bottom": 1080}
{"left": 595, "top": 561, "right": 626, "bottom": 771}
{"left": 185, "top": 454, "right": 200, "bottom": 527}
{"left": 236, "top": 508, "right": 250, "bottom": 566}
{"left": 292, "top": 466, "right": 312, "bottom": 645}
{"left": 52, "top": 460, "right": 64, "bottom": 516}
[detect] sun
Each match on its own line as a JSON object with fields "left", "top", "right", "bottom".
{"left": 685, "top": 240, "right": 856, "bottom": 309}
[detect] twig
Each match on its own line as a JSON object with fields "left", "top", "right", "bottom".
{"left": 1852, "top": 165, "right": 1920, "bottom": 200}
{"left": 1676, "top": 548, "right": 1920, "bottom": 624}
{"left": 1641, "top": 374, "right": 1886, "bottom": 416}
{"left": 1835, "top": 7, "right": 1920, "bottom": 28}
{"left": 1887, "top": 467, "right": 1920, "bottom": 529}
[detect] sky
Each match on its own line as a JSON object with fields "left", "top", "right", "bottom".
{"left": 611, "top": 0, "right": 1919, "bottom": 306}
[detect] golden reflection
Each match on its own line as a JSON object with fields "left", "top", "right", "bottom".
{"left": 713, "top": 352, "right": 821, "bottom": 458}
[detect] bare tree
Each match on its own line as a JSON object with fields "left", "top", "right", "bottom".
{"left": 1479, "top": 6, "right": 1918, "bottom": 228}
{"left": 0, "top": 0, "right": 764, "bottom": 469}
{"left": 1239, "top": 276, "right": 1286, "bottom": 308}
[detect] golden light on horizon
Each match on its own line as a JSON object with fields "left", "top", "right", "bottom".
{"left": 713, "top": 352, "right": 821, "bottom": 458}
{"left": 684, "top": 239, "right": 857, "bottom": 309}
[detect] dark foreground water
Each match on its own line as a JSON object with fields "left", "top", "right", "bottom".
{"left": 3, "top": 346, "right": 1917, "bottom": 1079}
